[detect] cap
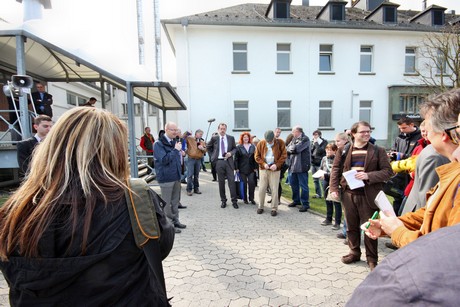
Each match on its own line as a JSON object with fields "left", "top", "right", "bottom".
{"left": 264, "top": 130, "right": 275, "bottom": 142}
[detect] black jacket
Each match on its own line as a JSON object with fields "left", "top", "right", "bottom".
{"left": 311, "top": 137, "right": 328, "bottom": 166}
{"left": 392, "top": 127, "right": 422, "bottom": 159}
{"left": 16, "top": 136, "right": 38, "bottom": 178}
{"left": 0, "top": 197, "right": 172, "bottom": 306}
{"left": 234, "top": 144, "right": 257, "bottom": 174}
{"left": 32, "top": 91, "right": 53, "bottom": 118}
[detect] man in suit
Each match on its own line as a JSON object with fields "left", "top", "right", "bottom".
{"left": 207, "top": 123, "right": 238, "bottom": 208}
{"left": 329, "top": 121, "right": 393, "bottom": 271}
{"left": 31, "top": 82, "right": 53, "bottom": 118}
{"left": 17, "top": 115, "right": 53, "bottom": 178}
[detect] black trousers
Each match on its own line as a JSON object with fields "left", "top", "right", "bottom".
{"left": 216, "top": 159, "right": 237, "bottom": 203}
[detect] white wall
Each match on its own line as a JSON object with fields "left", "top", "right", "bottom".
{"left": 171, "top": 24, "right": 427, "bottom": 142}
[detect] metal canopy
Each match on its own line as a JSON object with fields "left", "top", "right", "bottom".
{"left": 0, "top": 27, "right": 186, "bottom": 111}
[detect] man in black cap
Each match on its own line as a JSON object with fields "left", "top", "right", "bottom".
{"left": 254, "top": 130, "right": 287, "bottom": 216}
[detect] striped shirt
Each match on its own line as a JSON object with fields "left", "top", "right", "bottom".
{"left": 350, "top": 144, "right": 368, "bottom": 194}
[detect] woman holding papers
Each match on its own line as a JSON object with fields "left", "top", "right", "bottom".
{"left": 319, "top": 143, "right": 342, "bottom": 230}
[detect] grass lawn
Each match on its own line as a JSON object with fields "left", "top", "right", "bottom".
{"left": 280, "top": 172, "right": 328, "bottom": 216}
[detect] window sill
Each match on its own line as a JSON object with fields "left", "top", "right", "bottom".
{"left": 279, "top": 128, "right": 292, "bottom": 131}
{"left": 403, "top": 73, "right": 419, "bottom": 76}
{"left": 232, "top": 128, "right": 251, "bottom": 132}
{"left": 231, "top": 71, "right": 250, "bottom": 74}
{"left": 318, "top": 71, "right": 335, "bottom": 75}
{"left": 318, "top": 127, "right": 335, "bottom": 131}
{"left": 275, "top": 71, "right": 293, "bottom": 74}
{"left": 358, "top": 72, "right": 376, "bottom": 75}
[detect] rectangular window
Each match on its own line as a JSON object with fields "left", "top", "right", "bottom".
{"left": 436, "top": 48, "right": 447, "bottom": 74}
{"left": 359, "top": 101, "right": 372, "bottom": 123}
{"left": 277, "top": 43, "right": 291, "bottom": 71}
{"left": 319, "top": 44, "right": 333, "bottom": 72}
{"left": 319, "top": 101, "right": 332, "bottom": 128}
{"left": 277, "top": 101, "right": 291, "bottom": 128}
{"left": 331, "top": 4, "right": 344, "bottom": 21}
{"left": 233, "top": 43, "right": 248, "bottom": 71}
{"left": 66, "top": 92, "right": 86, "bottom": 106}
{"left": 148, "top": 104, "right": 158, "bottom": 116}
{"left": 383, "top": 6, "right": 396, "bottom": 23}
{"left": 405, "top": 47, "right": 416, "bottom": 74}
{"left": 122, "top": 103, "right": 141, "bottom": 116}
{"left": 360, "top": 46, "right": 373, "bottom": 73}
{"left": 275, "top": 2, "right": 289, "bottom": 18}
{"left": 433, "top": 10, "right": 444, "bottom": 26}
{"left": 234, "top": 101, "right": 249, "bottom": 129}
{"left": 399, "top": 95, "right": 425, "bottom": 114}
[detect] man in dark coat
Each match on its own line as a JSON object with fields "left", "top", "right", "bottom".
{"left": 17, "top": 115, "right": 52, "bottom": 178}
{"left": 31, "top": 82, "right": 53, "bottom": 118}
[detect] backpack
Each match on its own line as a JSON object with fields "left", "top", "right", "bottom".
{"left": 125, "top": 178, "right": 175, "bottom": 306}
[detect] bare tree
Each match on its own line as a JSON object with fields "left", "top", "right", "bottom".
{"left": 414, "top": 24, "right": 460, "bottom": 93}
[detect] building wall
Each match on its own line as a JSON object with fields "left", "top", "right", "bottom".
{"left": 172, "top": 24, "right": 427, "bottom": 144}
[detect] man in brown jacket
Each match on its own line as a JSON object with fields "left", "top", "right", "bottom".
{"left": 185, "top": 129, "right": 207, "bottom": 196}
{"left": 329, "top": 121, "right": 392, "bottom": 271}
{"left": 254, "top": 130, "right": 287, "bottom": 216}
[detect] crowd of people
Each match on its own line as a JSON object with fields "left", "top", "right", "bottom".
{"left": 3, "top": 86, "right": 460, "bottom": 305}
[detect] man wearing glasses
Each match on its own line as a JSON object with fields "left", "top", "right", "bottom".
{"left": 363, "top": 89, "right": 460, "bottom": 249}
{"left": 329, "top": 121, "right": 392, "bottom": 271}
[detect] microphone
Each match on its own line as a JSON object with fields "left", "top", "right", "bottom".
{"left": 175, "top": 136, "right": 180, "bottom": 143}
{"left": 208, "top": 118, "right": 215, "bottom": 123}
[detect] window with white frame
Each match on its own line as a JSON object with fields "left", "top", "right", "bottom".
{"left": 360, "top": 45, "right": 373, "bottom": 73}
{"left": 233, "top": 43, "right": 248, "bottom": 71}
{"left": 234, "top": 101, "right": 249, "bottom": 129}
{"left": 436, "top": 48, "right": 447, "bottom": 74}
{"left": 319, "top": 44, "right": 333, "bottom": 72}
{"left": 318, "top": 101, "right": 332, "bottom": 128}
{"left": 66, "top": 92, "right": 86, "bottom": 106}
{"left": 277, "top": 101, "right": 291, "bottom": 128}
{"left": 122, "top": 103, "right": 141, "bottom": 116}
{"left": 405, "top": 47, "right": 416, "bottom": 74}
{"left": 277, "top": 43, "right": 291, "bottom": 71}
{"left": 148, "top": 104, "right": 158, "bottom": 116}
{"left": 359, "top": 101, "right": 372, "bottom": 123}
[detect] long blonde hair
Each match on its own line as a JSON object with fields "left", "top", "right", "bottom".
{"left": 0, "top": 107, "right": 130, "bottom": 259}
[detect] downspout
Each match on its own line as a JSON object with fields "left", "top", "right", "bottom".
{"left": 126, "top": 82, "right": 138, "bottom": 178}
{"left": 182, "top": 18, "right": 191, "bottom": 130}
{"left": 154, "top": 0, "right": 163, "bottom": 132}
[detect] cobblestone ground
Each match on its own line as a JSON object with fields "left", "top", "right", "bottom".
{"left": 0, "top": 171, "right": 392, "bottom": 306}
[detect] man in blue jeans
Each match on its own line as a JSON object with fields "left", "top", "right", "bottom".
{"left": 286, "top": 125, "right": 311, "bottom": 212}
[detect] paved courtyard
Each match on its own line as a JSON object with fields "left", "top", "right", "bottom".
{"left": 0, "top": 171, "right": 393, "bottom": 306}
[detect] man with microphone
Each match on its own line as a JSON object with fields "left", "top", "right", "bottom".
{"left": 154, "top": 121, "right": 187, "bottom": 233}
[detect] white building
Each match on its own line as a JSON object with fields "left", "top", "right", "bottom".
{"left": 162, "top": 0, "right": 458, "bottom": 146}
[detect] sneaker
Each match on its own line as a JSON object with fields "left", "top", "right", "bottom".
{"left": 271, "top": 210, "right": 277, "bottom": 217}
{"left": 257, "top": 208, "right": 264, "bottom": 214}
{"left": 312, "top": 194, "right": 321, "bottom": 199}
{"left": 321, "top": 219, "right": 332, "bottom": 226}
{"left": 336, "top": 233, "right": 346, "bottom": 239}
{"left": 331, "top": 224, "right": 341, "bottom": 230}
{"left": 341, "top": 253, "right": 360, "bottom": 264}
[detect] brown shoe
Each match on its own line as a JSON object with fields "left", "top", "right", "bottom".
{"left": 368, "top": 261, "right": 377, "bottom": 271}
{"left": 341, "top": 253, "right": 360, "bottom": 264}
{"left": 257, "top": 208, "right": 264, "bottom": 214}
{"left": 271, "top": 210, "right": 277, "bottom": 216}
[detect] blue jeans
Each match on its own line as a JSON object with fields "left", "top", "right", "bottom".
{"left": 290, "top": 171, "right": 310, "bottom": 209}
{"left": 311, "top": 164, "right": 322, "bottom": 197}
{"left": 186, "top": 157, "right": 201, "bottom": 192}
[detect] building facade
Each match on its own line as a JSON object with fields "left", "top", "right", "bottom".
{"left": 163, "top": 0, "right": 458, "bottom": 147}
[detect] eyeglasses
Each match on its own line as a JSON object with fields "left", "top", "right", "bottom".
{"left": 357, "top": 130, "right": 371, "bottom": 134}
{"left": 445, "top": 125, "right": 460, "bottom": 145}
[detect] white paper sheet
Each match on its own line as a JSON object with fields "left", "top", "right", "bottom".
{"left": 312, "top": 170, "right": 326, "bottom": 179}
{"left": 342, "top": 170, "right": 365, "bottom": 190}
{"left": 374, "top": 191, "right": 396, "bottom": 217}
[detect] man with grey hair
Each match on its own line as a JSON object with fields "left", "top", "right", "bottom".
{"left": 286, "top": 125, "right": 311, "bottom": 212}
{"left": 154, "top": 122, "right": 187, "bottom": 233}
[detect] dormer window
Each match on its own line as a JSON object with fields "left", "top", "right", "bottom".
{"left": 383, "top": 6, "right": 396, "bottom": 23}
{"left": 331, "top": 4, "right": 345, "bottom": 21}
{"left": 433, "top": 10, "right": 444, "bottom": 26}
{"left": 275, "top": 1, "right": 289, "bottom": 18}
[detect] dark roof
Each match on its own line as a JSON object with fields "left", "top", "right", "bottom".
{"left": 364, "top": 1, "right": 400, "bottom": 21}
{"left": 162, "top": 3, "right": 458, "bottom": 33}
{"left": 409, "top": 4, "right": 447, "bottom": 23}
